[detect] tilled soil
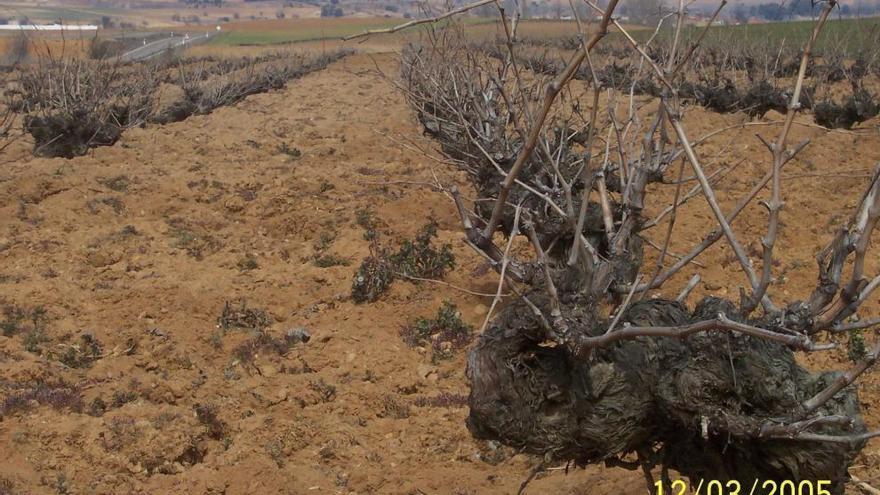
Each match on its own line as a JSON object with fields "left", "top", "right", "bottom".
{"left": 1, "top": 52, "right": 879, "bottom": 494}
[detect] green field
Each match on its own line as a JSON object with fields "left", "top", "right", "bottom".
{"left": 211, "top": 17, "right": 496, "bottom": 46}
{"left": 214, "top": 14, "right": 880, "bottom": 51}
{"left": 210, "top": 21, "right": 401, "bottom": 46}
{"left": 642, "top": 16, "right": 880, "bottom": 54}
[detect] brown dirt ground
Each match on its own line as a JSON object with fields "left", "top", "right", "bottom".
{"left": 0, "top": 52, "right": 879, "bottom": 494}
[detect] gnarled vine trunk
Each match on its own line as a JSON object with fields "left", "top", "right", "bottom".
{"left": 467, "top": 295, "right": 865, "bottom": 492}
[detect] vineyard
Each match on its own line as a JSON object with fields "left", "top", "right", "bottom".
{"left": 0, "top": 5, "right": 879, "bottom": 495}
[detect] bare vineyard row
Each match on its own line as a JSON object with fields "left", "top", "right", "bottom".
{"left": 2, "top": 49, "right": 351, "bottom": 158}
{"left": 392, "top": 2, "right": 880, "bottom": 491}
{"left": 478, "top": 33, "right": 880, "bottom": 129}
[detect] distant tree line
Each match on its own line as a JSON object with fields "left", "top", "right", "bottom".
{"left": 730, "top": 0, "right": 879, "bottom": 21}
{"left": 471, "top": 0, "right": 661, "bottom": 23}
{"left": 179, "top": 0, "right": 223, "bottom": 6}
{"left": 320, "top": 0, "right": 343, "bottom": 17}
{"left": 468, "top": 0, "right": 880, "bottom": 22}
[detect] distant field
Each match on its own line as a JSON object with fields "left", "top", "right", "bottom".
{"left": 717, "top": 16, "right": 879, "bottom": 38}
{"left": 0, "top": 2, "right": 319, "bottom": 29}
{"left": 0, "top": 33, "right": 90, "bottom": 58}
{"left": 208, "top": 15, "right": 880, "bottom": 51}
{"left": 212, "top": 18, "right": 406, "bottom": 45}
{"left": 211, "top": 16, "right": 503, "bottom": 46}
{"left": 641, "top": 16, "right": 880, "bottom": 53}
{"left": 208, "top": 17, "right": 626, "bottom": 47}
{"left": 0, "top": 4, "right": 120, "bottom": 22}
{"left": 471, "top": 18, "right": 591, "bottom": 38}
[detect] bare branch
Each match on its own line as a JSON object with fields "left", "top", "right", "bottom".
{"left": 607, "top": 274, "right": 641, "bottom": 334}
{"left": 746, "top": 0, "right": 837, "bottom": 315}
{"left": 666, "top": 109, "right": 775, "bottom": 312}
{"left": 578, "top": 314, "right": 831, "bottom": 354}
{"left": 524, "top": 218, "right": 565, "bottom": 333}
{"left": 480, "top": 0, "right": 621, "bottom": 242}
{"left": 803, "top": 338, "right": 880, "bottom": 415}
{"left": 480, "top": 205, "right": 522, "bottom": 333}
{"left": 676, "top": 274, "right": 701, "bottom": 303}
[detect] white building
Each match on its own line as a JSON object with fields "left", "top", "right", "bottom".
{"left": 0, "top": 24, "right": 99, "bottom": 31}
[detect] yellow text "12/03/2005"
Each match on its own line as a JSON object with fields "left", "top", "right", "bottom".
{"left": 655, "top": 479, "right": 834, "bottom": 495}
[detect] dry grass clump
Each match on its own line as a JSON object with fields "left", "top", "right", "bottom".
{"left": 231, "top": 329, "right": 308, "bottom": 365}
{"left": 352, "top": 220, "right": 455, "bottom": 303}
{"left": 0, "top": 477, "right": 14, "bottom": 495}
{"left": 217, "top": 300, "right": 271, "bottom": 331}
{"left": 55, "top": 334, "right": 103, "bottom": 369}
{"left": 194, "top": 403, "right": 229, "bottom": 440}
{"left": 351, "top": 243, "right": 396, "bottom": 303}
{"left": 1, "top": 380, "right": 82, "bottom": 417}
{"left": 0, "top": 304, "right": 47, "bottom": 338}
{"left": 413, "top": 392, "right": 468, "bottom": 408}
{"left": 1, "top": 302, "right": 106, "bottom": 368}
{"left": 88, "top": 390, "right": 138, "bottom": 417}
{"left": 400, "top": 301, "right": 472, "bottom": 362}
{"left": 378, "top": 394, "right": 411, "bottom": 419}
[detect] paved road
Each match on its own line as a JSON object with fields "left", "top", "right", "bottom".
{"left": 121, "top": 32, "right": 216, "bottom": 62}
